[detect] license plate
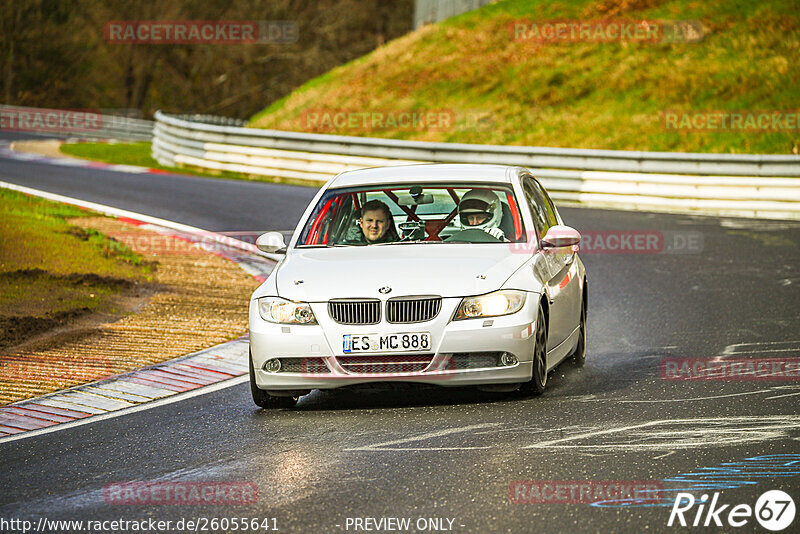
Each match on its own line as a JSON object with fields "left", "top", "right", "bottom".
{"left": 343, "top": 332, "right": 431, "bottom": 353}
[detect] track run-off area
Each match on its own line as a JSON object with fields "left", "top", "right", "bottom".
{"left": 1, "top": 139, "right": 799, "bottom": 533}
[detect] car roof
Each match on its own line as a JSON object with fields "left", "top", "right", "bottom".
{"left": 327, "top": 164, "right": 523, "bottom": 188}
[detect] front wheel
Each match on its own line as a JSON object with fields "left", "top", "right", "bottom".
{"left": 521, "top": 303, "right": 548, "bottom": 395}
{"left": 249, "top": 351, "right": 297, "bottom": 408}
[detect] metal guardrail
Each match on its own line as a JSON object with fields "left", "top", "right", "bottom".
{"left": 153, "top": 111, "right": 800, "bottom": 220}
{"left": 167, "top": 114, "right": 246, "bottom": 128}
{"left": 414, "top": 0, "right": 495, "bottom": 29}
{"left": 0, "top": 105, "right": 153, "bottom": 142}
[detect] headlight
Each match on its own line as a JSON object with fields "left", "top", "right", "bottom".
{"left": 258, "top": 297, "right": 317, "bottom": 324}
{"left": 454, "top": 290, "right": 526, "bottom": 320}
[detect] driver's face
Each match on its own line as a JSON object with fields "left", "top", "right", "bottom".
{"left": 360, "top": 209, "right": 389, "bottom": 242}
{"left": 466, "top": 213, "right": 489, "bottom": 226}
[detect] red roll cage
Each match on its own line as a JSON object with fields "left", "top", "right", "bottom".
{"left": 303, "top": 186, "right": 523, "bottom": 245}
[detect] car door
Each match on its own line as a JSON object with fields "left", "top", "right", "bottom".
{"left": 522, "top": 176, "right": 576, "bottom": 350}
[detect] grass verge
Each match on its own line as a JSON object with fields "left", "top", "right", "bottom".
{"left": 0, "top": 187, "right": 152, "bottom": 349}
{"left": 0, "top": 189, "right": 262, "bottom": 406}
{"left": 248, "top": 0, "right": 800, "bottom": 154}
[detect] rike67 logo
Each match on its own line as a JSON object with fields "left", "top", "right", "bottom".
{"left": 668, "top": 490, "right": 796, "bottom": 531}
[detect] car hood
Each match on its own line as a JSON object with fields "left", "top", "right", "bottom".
{"left": 274, "top": 245, "right": 529, "bottom": 301}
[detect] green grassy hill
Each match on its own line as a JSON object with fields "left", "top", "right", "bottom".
{"left": 249, "top": 0, "right": 800, "bottom": 154}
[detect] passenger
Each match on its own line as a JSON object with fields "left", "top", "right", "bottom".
{"left": 458, "top": 189, "right": 506, "bottom": 240}
{"left": 344, "top": 199, "right": 399, "bottom": 244}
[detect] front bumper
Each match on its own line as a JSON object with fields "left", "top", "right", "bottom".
{"left": 248, "top": 295, "right": 538, "bottom": 391}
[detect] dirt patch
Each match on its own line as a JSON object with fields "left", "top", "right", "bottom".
{"left": 0, "top": 309, "right": 89, "bottom": 350}
{"left": 1, "top": 268, "right": 137, "bottom": 289}
{"left": 0, "top": 267, "right": 148, "bottom": 326}
{"left": 0, "top": 217, "right": 263, "bottom": 405}
{"left": 9, "top": 139, "right": 67, "bottom": 158}
{"left": 0, "top": 268, "right": 163, "bottom": 352}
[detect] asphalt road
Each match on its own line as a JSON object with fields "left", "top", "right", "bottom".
{"left": 0, "top": 132, "right": 316, "bottom": 233}
{"left": 1, "top": 146, "right": 799, "bottom": 533}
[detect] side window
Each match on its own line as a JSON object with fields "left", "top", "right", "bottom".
{"left": 299, "top": 193, "right": 354, "bottom": 245}
{"left": 330, "top": 194, "right": 356, "bottom": 242}
{"left": 522, "top": 177, "right": 549, "bottom": 239}
{"left": 535, "top": 182, "right": 559, "bottom": 227}
{"left": 528, "top": 177, "right": 557, "bottom": 230}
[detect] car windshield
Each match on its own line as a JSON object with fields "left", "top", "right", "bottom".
{"left": 296, "top": 183, "right": 526, "bottom": 247}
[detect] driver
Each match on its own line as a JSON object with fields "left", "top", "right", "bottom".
{"left": 458, "top": 189, "right": 506, "bottom": 240}
{"left": 344, "top": 199, "right": 399, "bottom": 244}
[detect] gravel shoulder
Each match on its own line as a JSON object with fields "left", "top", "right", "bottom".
{"left": 9, "top": 139, "right": 65, "bottom": 158}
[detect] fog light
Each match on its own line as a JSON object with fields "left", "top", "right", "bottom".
{"left": 500, "top": 353, "right": 518, "bottom": 366}
{"left": 264, "top": 359, "right": 282, "bottom": 373}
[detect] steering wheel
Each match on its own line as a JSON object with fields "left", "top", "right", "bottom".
{"left": 444, "top": 228, "right": 503, "bottom": 243}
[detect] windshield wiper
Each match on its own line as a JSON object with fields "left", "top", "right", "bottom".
{"left": 393, "top": 239, "right": 453, "bottom": 244}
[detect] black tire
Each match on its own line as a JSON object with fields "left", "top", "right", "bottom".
{"left": 249, "top": 351, "right": 297, "bottom": 408}
{"left": 521, "top": 302, "right": 548, "bottom": 395}
{"left": 570, "top": 297, "right": 587, "bottom": 367}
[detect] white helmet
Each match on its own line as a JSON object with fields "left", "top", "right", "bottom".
{"left": 458, "top": 189, "right": 502, "bottom": 231}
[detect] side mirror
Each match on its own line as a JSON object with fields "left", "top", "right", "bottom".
{"left": 541, "top": 225, "right": 581, "bottom": 248}
{"left": 256, "top": 231, "right": 287, "bottom": 254}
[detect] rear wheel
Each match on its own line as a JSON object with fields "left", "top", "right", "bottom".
{"left": 570, "top": 298, "right": 587, "bottom": 367}
{"left": 521, "top": 302, "right": 548, "bottom": 395}
{"left": 249, "top": 351, "right": 297, "bottom": 408}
